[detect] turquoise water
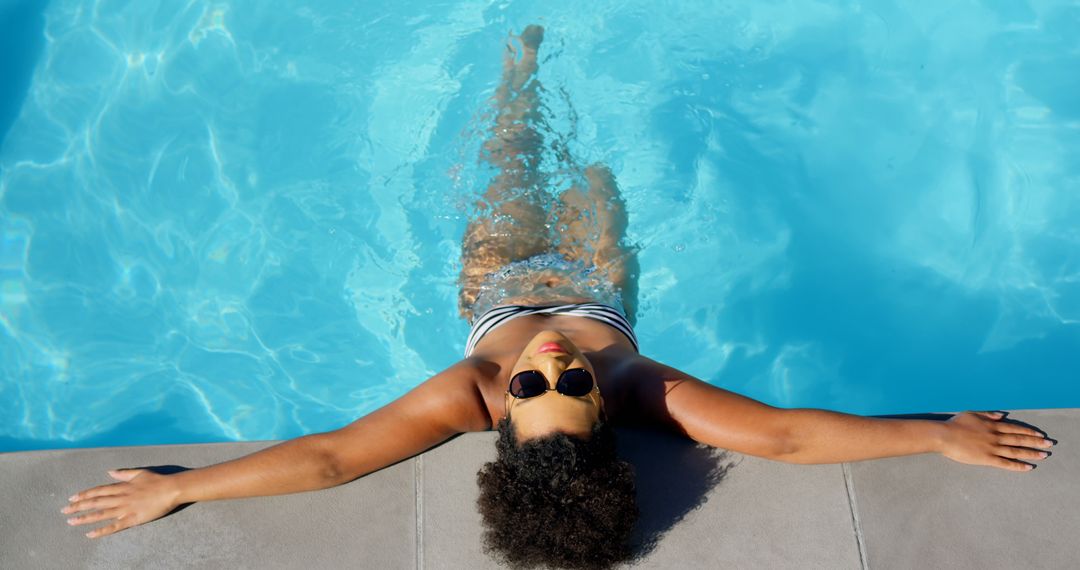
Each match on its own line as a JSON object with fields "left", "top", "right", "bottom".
{"left": 2, "top": 1, "right": 1078, "bottom": 452}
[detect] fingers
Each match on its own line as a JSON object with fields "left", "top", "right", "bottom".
{"left": 993, "top": 421, "right": 1048, "bottom": 437}
{"left": 85, "top": 515, "right": 131, "bottom": 539}
{"left": 63, "top": 482, "right": 131, "bottom": 538}
{"left": 996, "top": 433, "right": 1054, "bottom": 449}
{"left": 991, "top": 425, "right": 1053, "bottom": 472}
{"left": 68, "top": 482, "right": 125, "bottom": 503}
{"left": 972, "top": 410, "right": 1055, "bottom": 445}
{"left": 994, "top": 444, "right": 1049, "bottom": 463}
{"left": 65, "top": 505, "right": 135, "bottom": 538}
{"left": 66, "top": 506, "right": 122, "bottom": 527}
{"left": 63, "top": 494, "right": 124, "bottom": 515}
{"left": 67, "top": 507, "right": 135, "bottom": 539}
{"left": 992, "top": 456, "right": 1035, "bottom": 471}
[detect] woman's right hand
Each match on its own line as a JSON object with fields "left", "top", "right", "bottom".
{"left": 61, "top": 468, "right": 183, "bottom": 538}
{"left": 939, "top": 411, "right": 1054, "bottom": 471}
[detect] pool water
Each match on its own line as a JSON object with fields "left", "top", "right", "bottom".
{"left": 1, "top": 0, "right": 1078, "bottom": 452}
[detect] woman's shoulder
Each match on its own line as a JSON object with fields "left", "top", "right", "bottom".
{"left": 457, "top": 357, "right": 513, "bottom": 430}
{"left": 392, "top": 359, "right": 497, "bottom": 432}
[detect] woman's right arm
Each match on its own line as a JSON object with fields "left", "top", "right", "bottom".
{"left": 63, "top": 360, "right": 490, "bottom": 538}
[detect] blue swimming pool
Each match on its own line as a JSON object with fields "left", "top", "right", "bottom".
{"left": 2, "top": 0, "right": 1078, "bottom": 452}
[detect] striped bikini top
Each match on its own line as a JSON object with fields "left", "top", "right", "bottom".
{"left": 464, "top": 302, "right": 639, "bottom": 357}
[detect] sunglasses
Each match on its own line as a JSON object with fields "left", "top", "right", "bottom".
{"left": 503, "top": 368, "right": 603, "bottom": 422}
{"left": 508, "top": 368, "right": 595, "bottom": 399}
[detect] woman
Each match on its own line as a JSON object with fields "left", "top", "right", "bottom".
{"left": 62, "top": 25, "right": 1054, "bottom": 570}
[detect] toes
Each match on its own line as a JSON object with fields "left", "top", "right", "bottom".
{"left": 520, "top": 25, "right": 544, "bottom": 50}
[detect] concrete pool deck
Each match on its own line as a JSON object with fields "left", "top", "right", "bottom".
{"left": 1, "top": 407, "right": 1076, "bottom": 569}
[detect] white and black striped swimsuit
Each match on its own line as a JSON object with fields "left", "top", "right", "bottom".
{"left": 464, "top": 302, "right": 639, "bottom": 358}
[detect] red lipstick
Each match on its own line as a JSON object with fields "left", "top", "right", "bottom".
{"left": 536, "top": 342, "right": 566, "bottom": 354}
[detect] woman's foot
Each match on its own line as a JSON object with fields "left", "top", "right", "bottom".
{"left": 486, "top": 24, "right": 548, "bottom": 163}
{"left": 504, "top": 25, "right": 544, "bottom": 89}
{"left": 519, "top": 24, "right": 544, "bottom": 51}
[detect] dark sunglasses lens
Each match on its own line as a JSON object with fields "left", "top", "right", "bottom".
{"left": 557, "top": 368, "right": 594, "bottom": 396}
{"left": 510, "top": 371, "right": 548, "bottom": 398}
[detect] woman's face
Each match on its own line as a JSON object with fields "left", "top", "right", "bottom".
{"left": 506, "top": 329, "right": 604, "bottom": 441}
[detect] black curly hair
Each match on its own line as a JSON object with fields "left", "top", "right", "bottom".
{"left": 476, "top": 416, "right": 640, "bottom": 570}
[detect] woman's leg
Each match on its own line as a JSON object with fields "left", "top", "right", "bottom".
{"left": 459, "top": 25, "right": 552, "bottom": 321}
{"left": 551, "top": 164, "right": 640, "bottom": 323}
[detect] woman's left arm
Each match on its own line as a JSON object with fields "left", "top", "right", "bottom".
{"left": 779, "top": 408, "right": 1055, "bottom": 471}
{"left": 625, "top": 356, "right": 1054, "bottom": 471}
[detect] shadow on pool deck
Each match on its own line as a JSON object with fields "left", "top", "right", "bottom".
{"left": 1, "top": 407, "right": 1076, "bottom": 569}
{"left": 617, "top": 428, "right": 735, "bottom": 558}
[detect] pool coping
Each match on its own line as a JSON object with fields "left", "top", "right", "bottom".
{"left": 1, "top": 407, "right": 1076, "bottom": 569}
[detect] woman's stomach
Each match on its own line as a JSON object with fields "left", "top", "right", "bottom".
{"left": 471, "top": 252, "right": 626, "bottom": 319}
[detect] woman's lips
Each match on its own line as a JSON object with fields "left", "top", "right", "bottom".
{"left": 536, "top": 342, "right": 566, "bottom": 354}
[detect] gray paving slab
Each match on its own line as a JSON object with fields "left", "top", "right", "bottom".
{"left": 849, "top": 408, "right": 1079, "bottom": 570}
{"left": 613, "top": 427, "right": 861, "bottom": 569}
{"left": 0, "top": 440, "right": 416, "bottom": 569}
{"left": 422, "top": 426, "right": 862, "bottom": 569}
{"left": 421, "top": 431, "right": 504, "bottom": 570}
{"left": 2, "top": 408, "right": 1076, "bottom": 569}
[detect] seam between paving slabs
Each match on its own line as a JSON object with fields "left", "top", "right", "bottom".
{"left": 416, "top": 455, "right": 424, "bottom": 570}
{"left": 842, "top": 462, "right": 869, "bottom": 570}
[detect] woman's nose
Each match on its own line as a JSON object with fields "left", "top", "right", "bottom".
{"left": 537, "top": 356, "right": 569, "bottom": 385}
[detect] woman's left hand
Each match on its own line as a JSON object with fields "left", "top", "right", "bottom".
{"left": 61, "top": 468, "right": 182, "bottom": 538}
{"left": 939, "top": 411, "right": 1054, "bottom": 472}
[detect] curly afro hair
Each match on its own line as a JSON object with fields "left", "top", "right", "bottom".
{"left": 476, "top": 416, "right": 640, "bottom": 570}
